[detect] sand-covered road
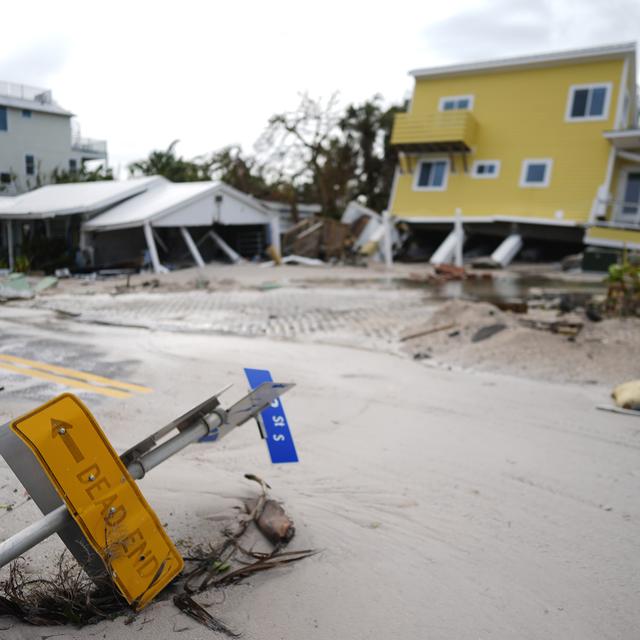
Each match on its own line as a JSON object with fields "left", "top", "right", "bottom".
{"left": 0, "top": 306, "right": 638, "bottom": 639}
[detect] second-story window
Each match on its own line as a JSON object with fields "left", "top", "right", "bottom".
{"left": 566, "top": 83, "right": 611, "bottom": 121}
{"left": 520, "top": 159, "right": 552, "bottom": 188}
{"left": 25, "top": 154, "right": 35, "bottom": 176}
{"left": 472, "top": 160, "right": 501, "bottom": 179}
{"left": 414, "top": 159, "right": 449, "bottom": 191}
{"left": 0, "top": 107, "right": 7, "bottom": 131}
{"left": 439, "top": 95, "right": 474, "bottom": 111}
{"left": 21, "top": 109, "right": 32, "bottom": 118}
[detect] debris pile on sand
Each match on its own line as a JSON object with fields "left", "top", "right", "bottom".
{"left": 403, "top": 299, "right": 640, "bottom": 386}
{"left": 0, "top": 475, "right": 314, "bottom": 633}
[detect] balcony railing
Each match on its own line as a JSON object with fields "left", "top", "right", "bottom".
{"left": 72, "top": 137, "right": 108, "bottom": 156}
{"left": 391, "top": 111, "right": 478, "bottom": 152}
{"left": 0, "top": 81, "right": 52, "bottom": 104}
{"left": 594, "top": 197, "right": 640, "bottom": 227}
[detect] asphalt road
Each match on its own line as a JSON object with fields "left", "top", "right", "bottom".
{"left": 0, "top": 305, "right": 638, "bottom": 639}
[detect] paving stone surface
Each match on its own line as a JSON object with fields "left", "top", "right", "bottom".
{"left": 35, "top": 287, "right": 432, "bottom": 351}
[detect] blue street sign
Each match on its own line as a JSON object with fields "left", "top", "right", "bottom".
{"left": 244, "top": 368, "right": 299, "bottom": 464}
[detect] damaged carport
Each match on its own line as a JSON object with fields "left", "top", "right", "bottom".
{"left": 83, "top": 181, "right": 282, "bottom": 273}
{"left": 0, "top": 177, "right": 163, "bottom": 272}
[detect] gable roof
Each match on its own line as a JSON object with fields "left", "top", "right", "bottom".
{"left": 410, "top": 42, "right": 636, "bottom": 79}
{"left": 84, "top": 181, "right": 218, "bottom": 231}
{"left": 0, "top": 176, "right": 166, "bottom": 219}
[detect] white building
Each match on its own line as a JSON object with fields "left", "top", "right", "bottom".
{"left": 0, "top": 81, "right": 107, "bottom": 195}
{"left": 0, "top": 178, "right": 290, "bottom": 272}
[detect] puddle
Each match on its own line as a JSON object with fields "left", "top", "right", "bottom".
{"left": 397, "top": 273, "right": 607, "bottom": 306}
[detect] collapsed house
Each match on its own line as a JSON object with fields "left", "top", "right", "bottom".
{"left": 386, "top": 42, "right": 640, "bottom": 267}
{"left": 0, "top": 177, "right": 305, "bottom": 273}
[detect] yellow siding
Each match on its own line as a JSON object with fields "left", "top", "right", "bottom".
{"left": 391, "top": 59, "right": 624, "bottom": 223}
{"left": 585, "top": 226, "right": 640, "bottom": 248}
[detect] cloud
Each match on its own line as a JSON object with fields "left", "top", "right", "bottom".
{"left": 0, "top": 37, "right": 71, "bottom": 87}
{"left": 423, "top": 0, "right": 555, "bottom": 62}
{"left": 422, "top": 0, "right": 639, "bottom": 63}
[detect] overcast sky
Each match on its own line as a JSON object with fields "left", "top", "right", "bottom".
{"left": 1, "top": 0, "right": 638, "bottom": 175}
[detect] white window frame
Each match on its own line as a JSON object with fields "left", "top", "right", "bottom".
{"left": 413, "top": 158, "right": 450, "bottom": 192}
{"left": 471, "top": 160, "right": 501, "bottom": 179}
{"left": 565, "top": 83, "right": 612, "bottom": 122}
{"left": 438, "top": 95, "right": 474, "bottom": 112}
{"left": 520, "top": 159, "right": 553, "bottom": 188}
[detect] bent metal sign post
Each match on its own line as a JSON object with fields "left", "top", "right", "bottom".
{"left": 9, "top": 394, "right": 183, "bottom": 609}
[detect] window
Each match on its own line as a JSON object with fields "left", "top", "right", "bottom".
{"left": 472, "top": 160, "right": 500, "bottom": 179}
{"left": 414, "top": 159, "right": 449, "bottom": 191}
{"left": 0, "top": 107, "right": 6, "bottom": 131}
{"left": 25, "top": 154, "right": 35, "bottom": 176}
{"left": 439, "top": 95, "right": 474, "bottom": 111}
{"left": 566, "top": 83, "right": 611, "bottom": 121}
{"left": 520, "top": 159, "right": 552, "bottom": 188}
{"left": 69, "top": 158, "right": 78, "bottom": 173}
{"left": 21, "top": 109, "right": 32, "bottom": 118}
{"left": 0, "top": 173, "right": 11, "bottom": 184}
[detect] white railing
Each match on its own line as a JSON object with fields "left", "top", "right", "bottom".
{"left": 0, "top": 81, "right": 52, "bottom": 104}
{"left": 71, "top": 137, "right": 107, "bottom": 155}
{"left": 593, "top": 198, "right": 640, "bottom": 228}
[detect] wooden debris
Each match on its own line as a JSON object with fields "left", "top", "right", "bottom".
{"left": 282, "top": 216, "right": 351, "bottom": 260}
{"left": 519, "top": 318, "right": 583, "bottom": 336}
{"left": 409, "top": 265, "right": 493, "bottom": 284}
{"left": 399, "top": 323, "right": 456, "bottom": 342}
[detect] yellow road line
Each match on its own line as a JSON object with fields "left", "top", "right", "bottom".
{"left": 0, "top": 362, "right": 132, "bottom": 399}
{"left": 0, "top": 354, "right": 152, "bottom": 394}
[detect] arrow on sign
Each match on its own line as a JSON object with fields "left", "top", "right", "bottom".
{"left": 51, "top": 419, "right": 85, "bottom": 463}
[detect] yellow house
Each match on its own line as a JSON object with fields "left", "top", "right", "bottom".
{"left": 388, "top": 42, "right": 639, "bottom": 265}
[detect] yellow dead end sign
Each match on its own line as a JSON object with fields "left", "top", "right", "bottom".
{"left": 10, "top": 393, "right": 183, "bottom": 610}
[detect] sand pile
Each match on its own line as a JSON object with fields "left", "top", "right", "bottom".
{"left": 403, "top": 300, "right": 640, "bottom": 386}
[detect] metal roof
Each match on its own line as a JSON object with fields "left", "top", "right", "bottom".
{"left": 84, "top": 181, "right": 218, "bottom": 231}
{"left": 0, "top": 176, "right": 166, "bottom": 219}
{"left": 410, "top": 42, "right": 637, "bottom": 79}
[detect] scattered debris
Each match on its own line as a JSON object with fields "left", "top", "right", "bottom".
{"left": 400, "top": 323, "right": 456, "bottom": 342}
{"left": 0, "top": 474, "right": 315, "bottom": 631}
{"left": 560, "top": 253, "right": 583, "bottom": 271}
{"left": 409, "top": 264, "right": 493, "bottom": 284}
{"left": 490, "top": 299, "right": 529, "bottom": 313}
{"left": 33, "top": 276, "right": 58, "bottom": 293}
{"left": 262, "top": 254, "right": 325, "bottom": 268}
{"left": 256, "top": 499, "right": 296, "bottom": 545}
{"left": 282, "top": 216, "right": 350, "bottom": 261}
{"left": 0, "top": 554, "right": 127, "bottom": 626}
{"left": 266, "top": 244, "right": 283, "bottom": 266}
{"left": 519, "top": 318, "right": 583, "bottom": 337}
{"left": 471, "top": 323, "right": 507, "bottom": 343}
{"left": 0, "top": 274, "right": 58, "bottom": 299}
{"left": 0, "top": 274, "right": 34, "bottom": 300}
{"left": 596, "top": 404, "right": 640, "bottom": 417}
{"left": 611, "top": 380, "right": 640, "bottom": 410}
{"left": 173, "top": 594, "right": 240, "bottom": 638}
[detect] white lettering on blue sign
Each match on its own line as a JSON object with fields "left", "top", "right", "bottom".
{"left": 244, "top": 368, "right": 298, "bottom": 464}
